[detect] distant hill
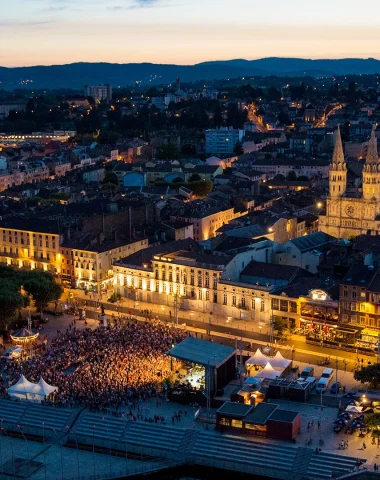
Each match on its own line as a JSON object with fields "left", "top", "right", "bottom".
{"left": 1, "top": 57, "right": 380, "bottom": 90}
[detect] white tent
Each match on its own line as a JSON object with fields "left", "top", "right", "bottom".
{"left": 268, "top": 351, "right": 292, "bottom": 369}
{"left": 8, "top": 375, "right": 39, "bottom": 400}
{"left": 246, "top": 348, "right": 269, "bottom": 367}
{"left": 8, "top": 375, "right": 57, "bottom": 402}
{"left": 255, "top": 362, "right": 283, "bottom": 380}
{"left": 345, "top": 405, "right": 363, "bottom": 413}
{"left": 36, "top": 377, "right": 57, "bottom": 396}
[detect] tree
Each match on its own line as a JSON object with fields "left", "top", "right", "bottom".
{"left": 97, "top": 131, "right": 119, "bottom": 145}
{"left": 156, "top": 143, "right": 179, "bottom": 160}
{"left": 181, "top": 143, "right": 197, "bottom": 156}
{"left": 190, "top": 180, "right": 213, "bottom": 198}
{"left": 287, "top": 170, "right": 297, "bottom": 181}
{"left": 188, "top": 173, "right": 201, "bottom": 182}
{"left": 102, "top": 172, "right": 118, "bottom": 186}
{"left": 341, "top": 121, "right": 350, "bottom": 142}
{"left": 101, "top": 182, "right": 118, "bottom": 193}
{"left": 172, "top": 177, "right": 184, "bottom": 183}
{"left": 365, "top": 413, "right": 380, "bottom": 428}
{"left": 354, "top": 364, "right": 380, "bottom": 389}
{"left": 0, "top": 281, "right": 24, "bottom": 331}
{"left": 266, "top": 87, "right": 281, "bottom": 102}
{"left": 213, "top": 104, "right": 223, "bottom": 128}
{"left": 22, "top": 271, "right": 63, "bottom": 318}
{"left": 273, "top": 317, "right": 287, "bottom": 337}
{"left": 233, "top": 142, "right": 244, "bottom": 156}
{"left": 227, "top": 103, "right": 247, "bottom": 129}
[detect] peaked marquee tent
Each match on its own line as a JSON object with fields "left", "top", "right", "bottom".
{"left": 8, "top": 375, "right": 57, "bottom": 402}
{"left": 246, "top": 348, "right": 270, "bottom": 367}
{"left": 8, "top": 375, "right": 37, "bottom": 400}
{"left": 254, "top": 362, "right": 283, "bottom": 380}
{"left": 268, "top": 351, "right": 292, "bottom": 369}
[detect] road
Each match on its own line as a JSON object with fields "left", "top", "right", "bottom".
{"left": 75, "top": 297, "right": 370, "bottom": 373}
{"left": 247, "top": 103, "right": 268, "bottom": 132}
{"left": 314, "top": 104, "right": 342, "bottom": 128}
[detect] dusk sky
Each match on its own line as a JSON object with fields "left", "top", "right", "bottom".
{"left": 2, "top": 0, "right": 380, "bottom": 67}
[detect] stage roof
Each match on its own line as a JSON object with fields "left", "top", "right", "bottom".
{"left": 167, "top": 337, "right": 236, "bottom": 368}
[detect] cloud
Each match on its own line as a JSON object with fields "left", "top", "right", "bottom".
{"left": 0, "top": 20, "right": 57, "bottom": 28}
{"left": 107, "top": 0, "right": 167, "bottom": 10}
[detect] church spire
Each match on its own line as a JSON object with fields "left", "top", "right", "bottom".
{"left": 332, "top": 125, "right": 344, "bottom": 164}
{"left": 366, "top": 125, "right": 378, "bottom": 164}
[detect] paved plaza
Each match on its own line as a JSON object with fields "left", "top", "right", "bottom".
{"left": 3, "top": 290, "right": 379, "bottom": 477}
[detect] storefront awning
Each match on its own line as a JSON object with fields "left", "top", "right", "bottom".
{"left": 361, "top": 328, "right": 380, "bottom": 338}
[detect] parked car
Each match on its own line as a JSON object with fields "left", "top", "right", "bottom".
{"left": 330, "top": 382, "right": 342, "bottom": 394}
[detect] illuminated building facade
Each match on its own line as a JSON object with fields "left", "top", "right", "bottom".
{"left": 0, "top": 220, "right": 62, "bottom": 275}
{"left": 319, "top": 125, "right": 380, "bottom": 238}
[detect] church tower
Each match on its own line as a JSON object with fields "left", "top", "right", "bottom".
{"left": 329, "top": 125, "right": 347, "bottom": 198}
{"left": 362, "top": 126, "right": 379, "bottom": 200}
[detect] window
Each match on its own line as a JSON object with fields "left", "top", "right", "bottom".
{"left": 190, "top": 275, "right": 194, "bottom": 286}
{"left": 213, "top": 293, "right": 217, "bottom": 303}
{"left": 198, "top": 275, "right": 202, "bottom": 287}
{"left": 232, "top": 295, "right": 236, "bottom": 306}
{"left": 280, "top": 300, "right": 288, "bottom": 312}
{"left": 271, "top": 298, "right": 279, "bottom": 310}
{"left": 206, "top": 290, "right": 210, "bottom": 301}
{"left": 213, "top": 277, "right": 217, "bottom": 289}
{"left": 241, "top": 297, "right": 246, "bottom": 308}
{"left": 289, "top": 301, "right": 297, "bottom": 313}
{"left": 260, "top": 299, "right": 265, "bottom": 312}
{"left": 231, "top": 419, "right": 242, "bottom": 428}
{"left": 252, "top": 298, "right": 256, "bottom": 310}
{"left": 205, "top": 273, "right": 209, "bottom": 288}
{"left": 198, "top": 289, "right": 202, "bottom": 300}
{"left": 223, "top": 293, "right": 227, "bottom": 305}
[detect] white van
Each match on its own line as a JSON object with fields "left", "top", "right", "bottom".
{"left": 316, "top": 377, "right": 329, "bottom": 393}
{"left": 321, "top": 368, "right": 333, "bottom": 380}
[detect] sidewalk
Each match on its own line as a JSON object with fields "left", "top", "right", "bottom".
{"left": 66, "top": 288, "right": 271, "bottom": 336}
{"left": 66, "top": 288, "right": 374, "bottom": 367}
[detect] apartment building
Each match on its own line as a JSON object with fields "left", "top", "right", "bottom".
{"left": 0, "top": 219, "right": 63, "bottom": 275}
{"left": 113, "top": 239, "right": 273, "bottom": 324}
{"left": 205, "top": 127, "right": 244, "bottom": 155}
{"left": 61, "top": 234, "right": 149, "bottom": 291}
{"left": 171, "top": 204, "right": 240, "bottom": 241}
{"left": 84, "top": 84, "right": 112, "bottom": 102}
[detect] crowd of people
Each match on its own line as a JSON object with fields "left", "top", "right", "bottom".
{"left": 1, "top": 320, "right": 187, "bottom": 410}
